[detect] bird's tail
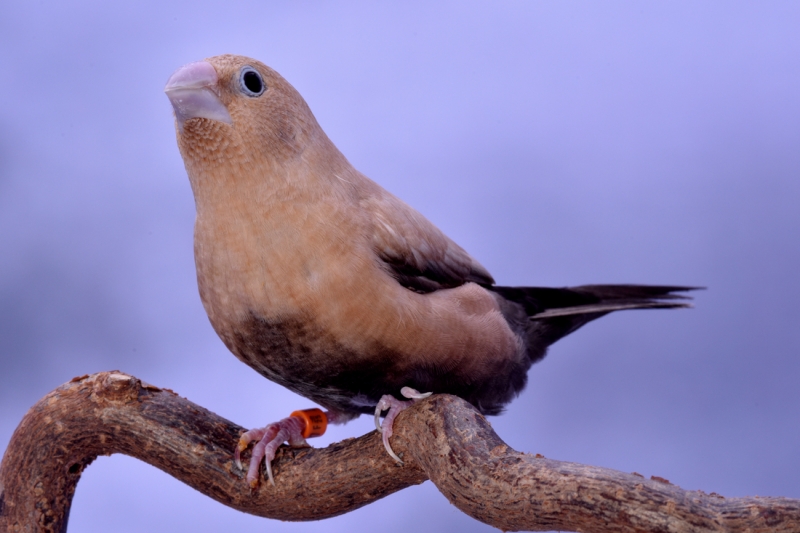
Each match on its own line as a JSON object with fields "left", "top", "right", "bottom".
{"left": 488, "top": 284, "right": 699, "bottom": 363}
{"left": 490, "top": 284, "right": 696, "bottom": 318}
{"left": 504, "top": 284, "right": 696, "bottom": 318}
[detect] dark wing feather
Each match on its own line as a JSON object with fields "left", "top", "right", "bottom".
{"left": 361, "top": 191, "right": 494, "bottom": 292}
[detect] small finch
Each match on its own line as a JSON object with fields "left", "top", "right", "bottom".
{"left": 165, "top": 55, "right": 694, "bottom": 487}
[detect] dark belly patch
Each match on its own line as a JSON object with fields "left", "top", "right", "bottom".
{"left": 225, "top": 310, "right": 532, "bottom": 417}
{"left": 226, "top": 312, "right": 406, "bottom": 414}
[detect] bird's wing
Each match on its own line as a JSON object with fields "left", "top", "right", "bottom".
{"left": 360, "top": 192, "right": 494, "bottom": 293}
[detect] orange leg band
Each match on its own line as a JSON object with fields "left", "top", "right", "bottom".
{"left": 289, "top": 408, "right": 328, "bottom": 439}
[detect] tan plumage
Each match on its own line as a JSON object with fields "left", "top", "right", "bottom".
{"left": 166, "top": 55, "right": 693, "bottom": 482}
{"left": 171, "top": 55, "right": 529, "bottom": 414}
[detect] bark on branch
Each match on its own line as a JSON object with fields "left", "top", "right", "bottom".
{"left": 1, "top": 372, "right": 798, "bottom": 533}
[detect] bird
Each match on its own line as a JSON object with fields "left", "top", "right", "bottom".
{"left": 164, "top": 54, "right": 695, "bottom": 487}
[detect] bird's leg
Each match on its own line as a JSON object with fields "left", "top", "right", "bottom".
{"left": 235, "top": 408, "right": 352, "bottom": 487}
{"left": 374, "top": 386, "right": 432, "bottom": 463}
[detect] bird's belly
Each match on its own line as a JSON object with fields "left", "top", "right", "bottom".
{"left": 222, "top": 311, "right": 410, "bottom": 414}
{"left": 218, "top": 282, "right": 531, "bottom": 416}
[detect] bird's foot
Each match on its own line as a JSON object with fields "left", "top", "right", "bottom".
{"left": 235, "top": 415, "right": 307, "bottom": 487}
{"left": 235, "top": 408, "right": 329, "bottom": 487}
{"left": 374, "top": 386, "right": 432, "bottom": 464}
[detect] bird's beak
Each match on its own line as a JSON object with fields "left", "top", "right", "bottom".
{"left": 165, "top": 61, "right": 233, "bottom": 131}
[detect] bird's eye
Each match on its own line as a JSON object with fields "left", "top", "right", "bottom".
{"left": 239, "top": 67, "right": 265, "bottom": 97}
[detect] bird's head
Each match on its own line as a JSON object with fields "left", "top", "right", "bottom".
{"left": 165, "top": 55, "right": 321, "bottom": 171}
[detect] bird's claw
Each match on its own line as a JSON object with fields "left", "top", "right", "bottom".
{"left": 400, "top": 386, "right": 432, "bottom": 400}
{"left": 374, "top": 387, "right": 431, "bottom": 464}
{"left": 235, "top": 415, "right": 307, "bottom": 487}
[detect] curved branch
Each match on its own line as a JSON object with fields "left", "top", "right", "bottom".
{"left": 1, "top": 372, "right": 798, "bottom": 533}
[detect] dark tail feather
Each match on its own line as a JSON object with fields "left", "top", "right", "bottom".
{"left": 488, "top": 284, "right": 700, "bottom": 363}
{"left": 489, "top": 284, "right": 697, "bottom": 319}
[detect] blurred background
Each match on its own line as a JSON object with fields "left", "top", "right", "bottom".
{"left": 1, "top": 2, "right": 798, "bottom": 532}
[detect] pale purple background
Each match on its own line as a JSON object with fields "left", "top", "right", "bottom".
{"left": 1, "top": 2, "right": 799, "bottom": 532}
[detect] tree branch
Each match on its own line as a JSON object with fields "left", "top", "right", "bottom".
{"left": 1, "top": 372, "right": 798, "bottom": 533}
